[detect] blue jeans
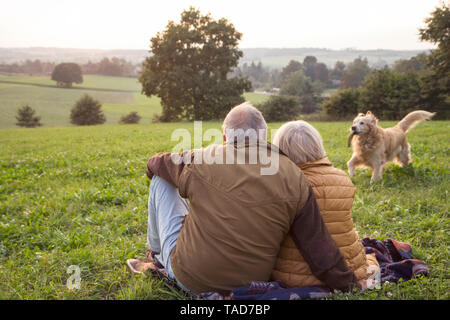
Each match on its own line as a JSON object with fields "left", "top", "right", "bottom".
{"left": 147, "top": 176, "right": 189, "bottom": 290}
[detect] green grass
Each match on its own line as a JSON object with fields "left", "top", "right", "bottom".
{"left": 322, "top": 88, "right": 338, "bottom": 98}
{"left": 0, "top": 74, "right": 141, "bottom": 92}
{"left": 0, "top": 74, "right": 161, "bottom": 128}
{"left": 244, "top": 92, "right": 271, "bottom": 105}
{"left": 0, "top": 74, "right": 268, "bottom": 129}
{"left": 0, "top": 120, "right": 448, "bottom": 300}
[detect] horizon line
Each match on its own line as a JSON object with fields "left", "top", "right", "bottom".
{"left": 0, "top": 46, "right": 432, "bottom": 52}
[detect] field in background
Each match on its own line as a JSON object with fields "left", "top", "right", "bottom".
{"left": 0, "top": 47, "right": 427, "bottom": 69}
{"left": 0, "top": 120, "right": 448, "bottom": 299}
{"left": 0, "top": 74, "right": 270, "bottom": 129}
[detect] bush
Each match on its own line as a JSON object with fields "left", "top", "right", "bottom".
{"left": 70, "top": 94, "right": 106, "bottom": 126}
{"left": 322, "top": 68, "right": 443, "bottom": 120}
{"left": 151, "top": 113, "right": 167, "bottom": 123}
{"left": 359, "top": 69, "right": 422, "bottom": 119}
{"left": 322, "top": 88, "right": 361, "bottom": 120}
{"left": 119, "top": 112, "right": 141, "bottom": 124}
{"left": 256, "top": 95, "right": 301, "bottom": 122}
{"left": 15, "top": 105, "right": 42, "bottom": 128}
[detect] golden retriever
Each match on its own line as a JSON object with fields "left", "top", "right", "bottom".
{"left": 347, "top": 110, "right": 435, "bottom": 181}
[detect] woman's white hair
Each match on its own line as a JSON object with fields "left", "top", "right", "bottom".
{"left": 272, "top": 120, "right": 326, "bottom": 164}
{"left": 222, "top": 102, "right": 267, "bottom": 142}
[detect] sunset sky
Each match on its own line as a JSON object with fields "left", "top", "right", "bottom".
{"left": 0, "top": 0, "right": 441, "bottom": 50}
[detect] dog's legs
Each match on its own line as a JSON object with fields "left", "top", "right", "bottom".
{"left": 371, "top": 167, "right": 382, "bottom": 182}
{"left": 371, "top": 161, "right": 384, "bottom": 182}
{"left": 347, "top": 154, "right": 361, "bottom": 177}
{"left": 369, "top": 153, "right": 385, "bottom": 182}
{"left": 381, "top": 163, "right": 387, "bottom": 177}
{"left": 396, "top": 142, "right": 412, "bottom": 166}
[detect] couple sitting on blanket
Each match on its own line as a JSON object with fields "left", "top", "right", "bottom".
{"left": 127, "top": 102, "right": 379, "bottom": 295}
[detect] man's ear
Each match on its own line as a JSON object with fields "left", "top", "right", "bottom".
{"left": 223, "top": 134, "right": 226, "bottom": 142}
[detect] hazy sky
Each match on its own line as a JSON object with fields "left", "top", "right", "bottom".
{"left": 0, "top": 0, "right": 442, "bottom": 50}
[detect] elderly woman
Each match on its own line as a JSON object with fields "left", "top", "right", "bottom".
{"left": 271, "top": 120, "right": 378, "bottom": 288}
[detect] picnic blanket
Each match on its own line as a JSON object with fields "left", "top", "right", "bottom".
{"left": 361, "top": 237, "right": 428, "bottom": 284}
{"left": 198, "top": 238, "right": 429, "bottom": 300}
{"left": 147, "top": 238, "right": 428, "bottom": 300}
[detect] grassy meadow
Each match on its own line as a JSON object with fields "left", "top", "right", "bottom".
{"left": 0, "top": 74, "right": 268, "bottom": 129}
{"left": 0, "top": 74, "right": 448, "bottom": 300}
{"left": 0, "top": 119, "right": 448, "bottom": 300}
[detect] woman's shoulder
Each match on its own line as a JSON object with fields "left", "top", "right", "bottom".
{"left": 304, "top": 164, "right": 354, "bottom": 188}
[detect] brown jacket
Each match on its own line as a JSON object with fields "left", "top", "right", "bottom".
{"left": 147, "top": 142, "right": 359, "bottom": 294}
{"left": 272, "top": 157, "right": 379, "bottom": 287}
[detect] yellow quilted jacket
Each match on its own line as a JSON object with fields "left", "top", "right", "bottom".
{"left": 271, "top": 157, "right": 378, "bottom": 287}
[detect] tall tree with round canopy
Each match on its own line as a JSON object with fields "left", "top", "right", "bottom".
{"left": 139, "top": 7, "right": 251, "bottom": 121}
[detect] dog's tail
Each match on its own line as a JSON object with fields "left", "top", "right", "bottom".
{"left": 396, "top": 110, "right": 435, "bottom": 133}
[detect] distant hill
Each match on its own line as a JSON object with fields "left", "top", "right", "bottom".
{"left": 0, "top": 47, "right": 148, "bottom": 65}
{"left": 239, "top": 48, "right": 428, "bottom": 69}
{"left": 0, "top": 47, "right": 428, "bottom": 69}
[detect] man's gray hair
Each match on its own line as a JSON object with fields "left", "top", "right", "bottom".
{"left": 272, "top": 120, "right": 326, "bottom": 164}
{"left": 222, "top": 102, "right": 268, "bottom": 143}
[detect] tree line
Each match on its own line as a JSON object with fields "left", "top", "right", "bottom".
{"left": 231, "top": 55, "right": 371, "bottom": 92}
{"left": 244, "top": 3, "right": 449, "bottom": 121}
{"left": 0, "top": 57, "right": 139, "bottom": 77}
{"left": 323, "top": 2, "right": 449, "bottom": 120}
{"left": 229, "top": 55, "right": 373, "bottom": 121}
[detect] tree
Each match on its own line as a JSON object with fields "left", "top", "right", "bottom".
{"left": 340, "top": 57, "right": 371, "bottom": 89}
{"left": 322, "top": 89, "right": 361, "bottom": 119}
{"left": 330, "top": 61, "right": 346, "bottom": 82}
{"left": 70, "top": 94, "right": 106, "bottom": 125}
{"left": 256, "top": 95, "right": 301, "bottom": 122}
{"left": 302, "top": 56, "right": 318, "bottom": 80}
{"left": 359, "top": 68, "right": 422, "bottom": 119}
{"left": 419, "top": 1, "right": 450, "bottom": 85}
{"left": 51, "top": 63, "right": 83, "bottom": 88}
{"left": 314, "top": 62, "right": 329, "bottom": 84}
{"left": 234, "top": 61, "right": 271, "bottom": 90}
{"left": 393, "top": 54, "right": 428, "bottom": 73}
{"left": 98, "top": 58, "right": 122, "bottom": 76}
{"left": 24, "top": 59, "right": 43, "bottom": 75}
{"left": 15, "top": 105, "right": 42, "bottom": 128}
{"left": 279, "top": 60, "right": 303, "bottom": 86}
{"left": 280, "top": 70, "right": 322, "bottom": 114}
{"left": 119, "top": 112, "right": 141, "bottom": 124}
{"left": 418, "top": 1, "right": 450, "bottom": 118}
{"left": 80, "top": 58, "right": 136, "bottom": 77}
{"left": 139, "top": 7, "right": 251, "bottom": 121}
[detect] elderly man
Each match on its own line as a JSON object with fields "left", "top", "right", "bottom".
{"left": 132, "top": 102, "right": 360, "bottom": 295}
